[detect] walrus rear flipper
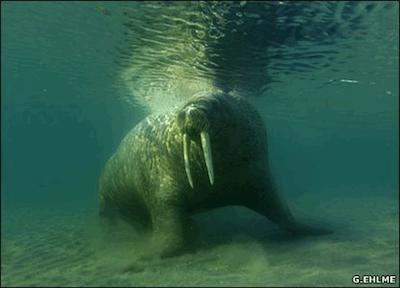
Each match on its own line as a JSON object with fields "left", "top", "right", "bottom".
{"left": 244, "top": 161, "right": 333, "bottom": 238}
{"left": 255, "top": 186, "right": 333, "bottom": 238}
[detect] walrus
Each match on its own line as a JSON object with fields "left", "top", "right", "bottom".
{"left": 98, "top": 92, "right": 327, "bottom": 259}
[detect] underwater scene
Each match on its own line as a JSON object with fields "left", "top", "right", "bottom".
{"left": 1, "top": 2, "right": 399, "bottom": 287}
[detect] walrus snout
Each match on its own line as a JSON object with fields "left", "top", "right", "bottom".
{"left": 177, "top": 104, "right": 210, "bottom": 138}
{"left": 177, "top": 103, "right": 214, "bottom": 189}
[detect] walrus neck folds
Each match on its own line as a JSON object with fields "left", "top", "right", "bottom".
{"left": 177, "top": 103, "right": 214, "bottom": 189}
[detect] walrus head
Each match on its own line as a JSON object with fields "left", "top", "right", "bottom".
{"left": 176, "top": 96, "right": 222, "bottom": 189}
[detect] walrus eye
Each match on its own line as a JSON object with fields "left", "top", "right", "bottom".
{"left": 182, "top": 130, "right": 214, "bottom": 189}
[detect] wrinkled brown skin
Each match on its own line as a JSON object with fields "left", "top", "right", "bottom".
{"left": 98, "top": 93, "right": 322, "bottom": 259}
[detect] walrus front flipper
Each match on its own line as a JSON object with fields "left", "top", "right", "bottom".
{"left": 137, "top": 201, "right": 187, "bottom": 260}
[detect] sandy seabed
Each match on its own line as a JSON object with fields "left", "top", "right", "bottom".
{"left": 1, "top": 186, "right": 398, "bottom": 287}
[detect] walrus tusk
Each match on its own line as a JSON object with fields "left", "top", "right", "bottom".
{"left": 183, "top": 131, "right": 214, "bottom": 188}
{"left": 183, "top": 133, "right": 194, "bottom": 189}
{"left": 200, "top": 131, "right": 214, "bottom": 185}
